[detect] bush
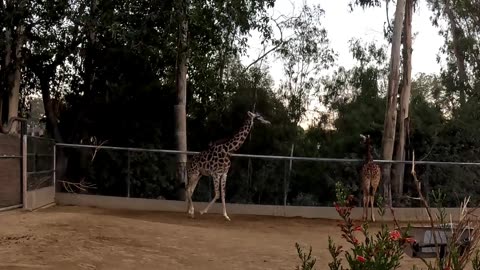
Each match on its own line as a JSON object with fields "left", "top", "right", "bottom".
{"left": 294, "top": 180, "right": 480, "bottom": 270}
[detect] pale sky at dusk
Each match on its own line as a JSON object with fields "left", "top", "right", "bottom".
{"left": 241, "top": 0, "right": 446, "bottom": 127}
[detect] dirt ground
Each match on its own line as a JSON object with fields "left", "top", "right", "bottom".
{"left": 0, "top": 205, "right": 434, "bottom": 269}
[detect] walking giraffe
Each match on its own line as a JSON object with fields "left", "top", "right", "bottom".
{"left": 360, "top": 134, "right": 381, "bottom": 222}
{"left": 185, "top": 111, "right": 271, "bottom": 221}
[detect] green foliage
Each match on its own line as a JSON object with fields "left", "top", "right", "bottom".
{"left": 8, "top": 0, "right": 480, "bottom": 207}
{"left": 472, "top": 250, "right": 480, "bottom": 270}
{"left": 295, "top": 242, "right": 317, "bottom": 270}
{"left": 276, "top": 3, "right": 336, "bottom": 125}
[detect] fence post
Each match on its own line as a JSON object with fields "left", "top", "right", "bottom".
{"left": 22, "top": 135, "right": 27, "bottom": 209}
{"left": 127, "top": 150, "right": 131, "bottom": 198}
{"left": 283, "top": 144, "right": 295, "bottom": 215}
{"left": 53, "top": 143, "right": 56, "bottom": 191}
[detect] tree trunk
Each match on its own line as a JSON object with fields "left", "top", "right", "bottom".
{"left": 393, "top": 0, "right": 413, "bottom": 205}
{"left": 1, "top": 28, "right": 12, "bottom": 125}
{"left": 7, "top": 25, "right": 25, "bottom": 134}
{"left": 39, "top": 73, "right": 63, "bottom": 143}
{"left": 444, "top": 0, "right": 469, "bottom": 105}
{"left": 174, "top": 0, "right": 189, "bottom": 200}
{"left": 381, "top": 0, "right": 406, "bottom": 206}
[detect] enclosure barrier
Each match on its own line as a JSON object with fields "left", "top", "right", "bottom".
{"left": 0, "top": 134, "right": 22, "bottom": 211}
{"left": 23, "top": 135, "right": 55, "bottom": 210}
{"left": 48, "top": 142, "right": 480, "bottom": 222}
{"left": 55, "top": 193, "right": 480, "bottom": 222}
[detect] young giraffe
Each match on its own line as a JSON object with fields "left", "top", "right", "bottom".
{"left": 185, "top": 111, "right": 271, "bottom": 221}
{"left": 360, "top": 134, "right": 381, "bottom": 222}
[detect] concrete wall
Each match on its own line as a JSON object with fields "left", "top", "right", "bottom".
{"left": 55, "top": 193, "right": 477, "bottom": 222}
{"left": 25, "top": 186, "right": 55, "bottom": 211}
{"left": 0, "top": 134, "right": 21, "bottom": 207}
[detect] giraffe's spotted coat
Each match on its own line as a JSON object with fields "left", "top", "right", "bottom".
{"left": 360, "top": 134, "right": 381, "bottom": 222}
{"left": 185, "top": 111, "right": 270, "bottom": 221}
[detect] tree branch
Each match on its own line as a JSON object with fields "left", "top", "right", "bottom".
{"left": 0, "top": 116, "right": 26, "bottom": 134}
{"left": 411, "top": 150, "right": 441, "bottom": 262}
{"left": 243, "top": 17, "right": 285, "bottom": 72}
{"left": 57, "top": 139, "right": 107, "bottom": 194}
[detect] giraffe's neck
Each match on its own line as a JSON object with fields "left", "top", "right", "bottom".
{"left": 365, "top": 143, "right": 373, "bottom": 163}
{"left": 224, "top": 117, "right": 254, "bottom": 153}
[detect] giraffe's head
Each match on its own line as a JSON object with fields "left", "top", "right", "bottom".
{"left": 247, "top": 111, "right": 271, "bottom": 125}
{"left": 360, "top": 134, "right": 371, "bottom": 145}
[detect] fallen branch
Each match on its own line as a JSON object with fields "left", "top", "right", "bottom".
{"left": 57, "top": 138, "right": 106, "bottom": 194}
{"left": 59, "top": 178, "right": 97, "bottom": 193}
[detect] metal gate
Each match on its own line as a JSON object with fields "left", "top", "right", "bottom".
{"left": 0, "top": 134, "right": 22, "bottom": 210}
{"left": 24, "top": 135, "right": 56, "bottom": 210}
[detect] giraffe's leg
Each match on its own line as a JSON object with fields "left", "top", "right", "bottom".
{"left": 370, "top": 189, "right": 377, "bottom": 222}
{"left": 362, "top": 177, "right": 370, "bottom": 221}
{"left": 200, "top": 174, "right": 220, "bottom": 215}
{"left": 186, "top": 173, "right": 200, "bottom": 218}
{"left": 362, "top": 191, "right": 368, "bottom": 221}
{"left": 220, "top": 173, "right": 230, "bottom": 221}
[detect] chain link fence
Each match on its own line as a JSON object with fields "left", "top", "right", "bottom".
{"left": 26, "top": 136, "right": 55, "bottom": 191}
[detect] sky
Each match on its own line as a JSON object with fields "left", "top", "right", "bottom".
{"left": 240, "top": 0, "right": 445, "bottom": 127}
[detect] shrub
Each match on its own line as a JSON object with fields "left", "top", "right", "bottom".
{"left": 294, "top": 179, "right": 480, "bottom": 270}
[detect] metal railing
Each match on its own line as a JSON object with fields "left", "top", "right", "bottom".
{"left": 54, "top": 142, "right": 480, "bottom": 208}
{"left": 56, "top": 143, "right": 480, "bottom": 166}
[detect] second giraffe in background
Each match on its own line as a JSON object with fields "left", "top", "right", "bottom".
{"left": 360, "top": 134, "right": 381, "bottom": 222}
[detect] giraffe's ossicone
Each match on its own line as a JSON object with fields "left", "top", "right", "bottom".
{"left": 185, "top": 111, "right": 271, "bottom": 221}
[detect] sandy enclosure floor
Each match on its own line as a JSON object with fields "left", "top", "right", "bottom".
{"left": 0, "top": 206, "right": 438, "bottom": 270}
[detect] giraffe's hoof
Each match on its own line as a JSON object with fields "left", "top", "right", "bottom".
{"left": 188, "top": 209, "right": 195, "bottom": 218}
{"left": 199, "top": 210, "right": 206, "bottom": 215}
{"left": 224, "top": 215, "right": 231, "bottom": 221}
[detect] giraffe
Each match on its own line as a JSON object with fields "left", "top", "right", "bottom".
{"left": 185, "top": 111, "right": 271, "bottom": 221}
{"left": 360, "top": 134, "right": 381, "bottom": 222}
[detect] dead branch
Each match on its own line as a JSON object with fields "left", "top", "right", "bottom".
{"left": 243, "top": 17, "right": 286, "bottom": 72}
{"left": 411, "top": 150, "right": 480, "bottom": 268}
{"left": 57, "top": 138, "right": 106, "bottom": 194}
{"left": 90, "top": 140, "right": 108, "bottom": 162}
{"left": 403, "top": 195, "right": 423, "bottom": 201}
{"left": 59, "top": 178, "right": 97, "bottom": 193}
{"left": 411, "top": 150, "right": 441, "bottom": 261}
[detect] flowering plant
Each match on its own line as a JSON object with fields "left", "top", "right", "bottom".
{"left": 295, "top": 162, "right": 480, "bottom": 270}
{"left": 327, "top": 182, "right": 414, "bottom": 270}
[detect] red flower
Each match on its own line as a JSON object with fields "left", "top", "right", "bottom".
{"left": 356, "top": 255, "right": 366, "bottom": 263}
{"left": 354, "top": 225, "right": 363, "bottom": 232}
{"left": 404, "top": 237, "right": 415, "bottom": 244}
{"left": 352, "top": 237, "right": 359, "bottom": 245}
{"left": 389, "top": 230, "right": 401, "bottom": 241}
